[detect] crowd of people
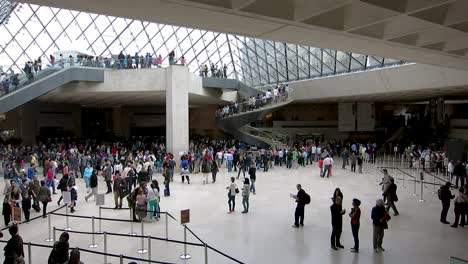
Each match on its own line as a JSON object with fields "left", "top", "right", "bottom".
{"left": 0, "top": 134, "right": 466, "bottom": 260}
{"left": 198, "top": 63, "right": 228, "bottom": 78}
{"left": 216, "top": 83, "right": 290, "bottom": 118}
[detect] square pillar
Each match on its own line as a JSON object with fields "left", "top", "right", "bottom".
{"left": 112, "top": 106, "right": 123, "bottom": 137}
{"left": 166, "top": 66, "right": 189, "bottom": 162}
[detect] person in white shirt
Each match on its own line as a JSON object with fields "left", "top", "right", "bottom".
{"left": 273, "top": 88, "right": 279, "bottom": 103}
{"left": 448, "top": 160, "right": 454, "bottom": 183}
{"left": 226, "top": 177, "right": 238, "bottom": 213}
{"left": 216, "top": 151, "right": 223, "bottom": 167}
{"left": 311, "top": 146, "right": 317, "bottom": 161}
{"left": 323, "top": 155, "right": 334, "bottom": 178}
{"left": 278, "top": 150, "right": 284, "bottom": 166}
{"left": 316, "top": 147, "right": 322, "bottom": 161}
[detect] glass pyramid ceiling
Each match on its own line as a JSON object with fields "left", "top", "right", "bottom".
{"left": 0, "top": 0, "right": 404, "bottom": 87}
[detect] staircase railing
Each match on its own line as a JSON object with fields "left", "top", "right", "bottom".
{"left": 216, "top": 88, "right": 294, "bottom": 119}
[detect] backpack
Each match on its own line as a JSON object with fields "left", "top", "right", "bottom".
{"left": 438, "top": 187, "right": 443, "bottom": 200}
{"left": 304, "top": 192, "right": 311, "bottom": 205}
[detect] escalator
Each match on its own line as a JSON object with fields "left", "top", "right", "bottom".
{"left": 0, "top": 66, "right": 104, "bottom": 114}
{"left": 216, "top": 88, "right": 294, "bottom": 147}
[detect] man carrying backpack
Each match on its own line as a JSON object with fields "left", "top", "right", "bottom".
{"left": 292, "top": 184, "right": 310, "bottom": 228}
{"left": 439, "top": 182, "right": 455, "bottom": 224}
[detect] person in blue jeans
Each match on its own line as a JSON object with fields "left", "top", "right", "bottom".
{"left": 83, "top": 163, "right": 94, "bottom": 193}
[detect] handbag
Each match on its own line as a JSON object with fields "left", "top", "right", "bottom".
{"left": 235, "top": 188, "right": 239, "bottom": 194}
{"left": 46, "top": 196, "right": 52, "bottom": 202}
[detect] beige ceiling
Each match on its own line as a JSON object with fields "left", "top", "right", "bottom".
{"left": 19, "top": 0, "right": 468, "bottom": 70}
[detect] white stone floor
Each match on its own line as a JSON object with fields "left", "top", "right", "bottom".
{"left": 0, "top": 160, "right": 467, "bottom": 264}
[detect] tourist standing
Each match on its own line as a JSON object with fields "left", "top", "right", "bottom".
{"left": 385, "top": 178, "right": 399, "bottom": 216}
{"left": 330, "top": 196, "right": 345, "bottom": 250}
{"left": 241, "top": 178, "right": 250, "bottom": 214}
{"left": 439, "top": 182, "right": 454, "bottom": 224}
{"left": 349, "top": 198, "right": 361, "bottom": 253}
{"left": 226, "top": 177, "right": 238, "bottom": 213}
{"left": 451, "top": 187, "right": 467, "bottom": 228}
{"left": 248, "top": 164, "right": 256, "bottom": 194}
{"left": 371, "top": 199, "right": 389, "bottom": 253}
{"left": 292, "top": 184, "right": 309, "bottom": 228}
{"left": 38, "top": 180, "right": 51, "bottom": 218}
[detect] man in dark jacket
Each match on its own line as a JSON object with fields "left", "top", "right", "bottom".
{"left": 453, "top": 161, "right": 466, "bottom": 188}
{"left": 440, "top": 182, "right": 455, "bottom": 224}
{"left": 330, "top": 196, "right": 345, "bottom": 250}
{"left": 48, "top": 232, "right": 69, "bottom": 264}
{"left": 292, "top": 184, "right": 307, "bottom": 228}
{"left": 4, "top": 225, "right": 24, "bottom": 262}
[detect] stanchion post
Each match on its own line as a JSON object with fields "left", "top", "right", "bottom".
{"left": 64, "top": 206, "right": 71, "bottom": 231}
{"left": 433, "top": 170, "right": 437, "bottom": 194}
{"left": 137, "top": 221, "right": 147, "bottom": 254}
{"left": 129, "top": 209, "right": 136, "bottom": 236}
{"left": 44, "top": 213, "right": 53, "bottom": 242}
{"left": 28, "top": 242, "right": 32, "bottom": 264}
{"left": 89, "top": 216, "right": 98, "bottom": 248}
{"left": 413, "top": 168, "right": 418, "bottom": 196}
{"left": 165, "top": 213, "right": 168, "bottom": 240}
{"left": 120, "top": 255, "right": 124, "bottom": 264}
{"left": 148, "top": 236, "right": 152, "bottom": 264}
{"left": 179, "top": 225, "right": 191, "bottom": 259}
{"left": 204, "top": 243, "right": 208, "bottom": 264}
{"left": 53, "top": 227, "right": 56, "bottom": 243}
{"left": 104, "top": 232, "right": 108, "bottom": 264}
{"left": 98, "top": 206, "right": 102, "bottom": 233}
{"left": 419, "top": 171, "right": 425, "bottom": 202}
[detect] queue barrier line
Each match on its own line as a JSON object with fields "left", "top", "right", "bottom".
{"left": 52, "top": 211, "right": 246, "bottom": 263}
{"left": 54, "top": 227, "right": 205, "bottom": 247}
{"left": 0, "top": 204, "right": 67, "bottom": 232}
{"left": 0, "top": 239, "right": 177, "bottom": 264}
{"left": 207, "top": 245, "right": 246, "bottom": 264}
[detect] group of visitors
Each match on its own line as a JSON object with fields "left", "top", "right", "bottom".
{"left": 216, "top": 84, "right": 290, "bottom": 119}
{"left": 199, "top": 63, "right": 228, "bottom": 78}
{"left": 292, "top": 179, "right": 393, "bottom": 254}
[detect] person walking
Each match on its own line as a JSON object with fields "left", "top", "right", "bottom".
{"left": 211, "top": 161, "right": 219, "bottom": 183}
{"left": 248, "top": 164, "right": 256, "bottom": 194}
{"left": 48, "top": 232, "right": 69, "bottom": 264}
{"left": 330, "top": 196, "right": 345, "bottom": 250}
{"left": 451, "top": 187, "right": 467, "bottom": 228}
{"left": 226, "top": 177, "right": 238, "bottom": 213}
{"left": 181, "top": 166, "right": 190, "bottom": 184}
{"left": 453, "top": 161, "right": 466, "bottom": 188}
{"left": 357, "top": 155, "right": 363, "bottom": 173}
{"left": 350, "top": 153, "right": 357, "bottom": 172}
{"left": 147, "top": 181, "right": 160, "bottom": 221}
{"left": 38, "top": 180, "right": 51, "bottom": 218}
{"left": 323, "top": 156, "right": 333, "bottom": 178}
{"left": 20, "top": 179, "right": 32, "bottom": 222}
{"left": 56, "top": 174, "right": 69, "bottom": 206}
{"left": 439, "top": 182, "right": 455, "bottom": 224}
{"left": 84, "top": 171, "right": 98, "bottom": 202}
{"left": 385, "top": 178, "right": 399, "bottom": 216}
{"left": 292, "top": 184, "right": 309, "bottom": 227}
{"left": 46, "top": 165, "right": 57, "bottom": 194}
{"left": 103, "top": 161, "right": 113, "bottom": 194}
{"left": 83, "top": 163, "right": 93, "bottom": 193}
{"left": 241, "top": 178, "right": 250, "bottom": 213}
{"left": 380, "top": 169, "right": 392, "bottom": 203}
{"left": 349, "top": 198, "right": 361, "bottom": 253}
{"left": 113, "top": 172, "right": 124, "bottom": 209}
{"left": 371, "top": 199, "right": 389, "bottom": 253}
{"left": 69, "top": 181, "right": 78, "bottom": 213}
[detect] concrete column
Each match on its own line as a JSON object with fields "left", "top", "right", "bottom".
{"left": 71, "top": 105, "right": 82, "bottom": 137}
{"left": 19, "top": 103, "right": 38, "bottom": 145}
{"left": 112, "top": 106, "right": 123, "bottom": 137}
{"left": 166, "top": 66, "right": 189, "bottom": 162}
